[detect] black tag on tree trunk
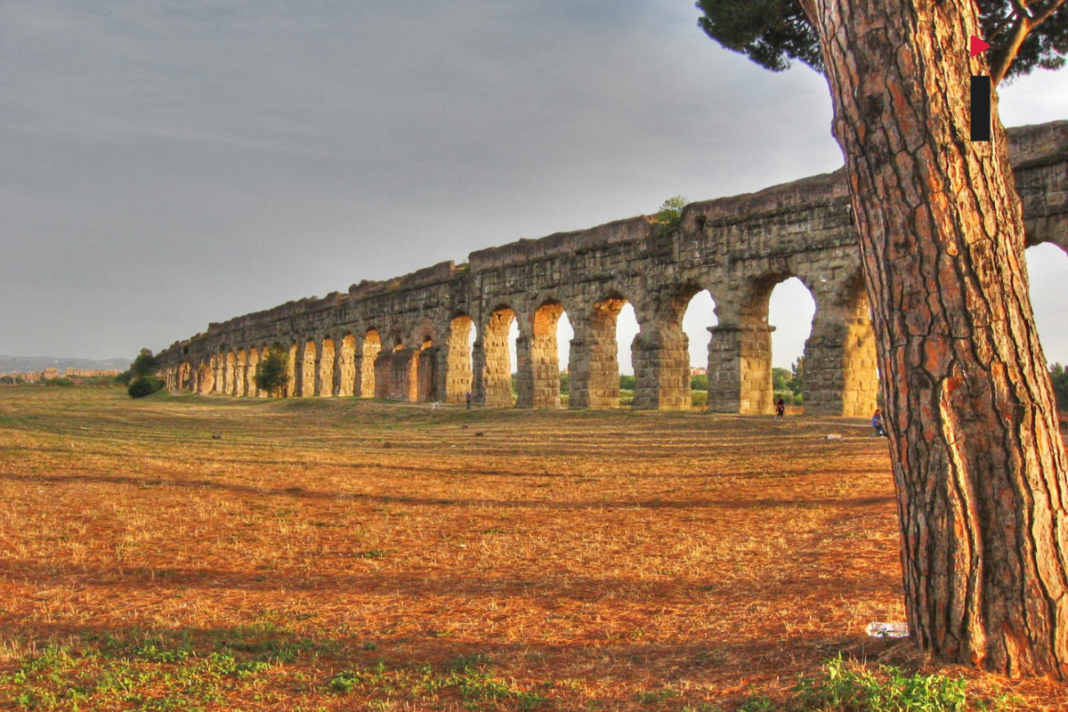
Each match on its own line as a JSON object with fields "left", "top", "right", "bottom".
{"left": 970, "top": 76, "right": 991, "bottom": 142}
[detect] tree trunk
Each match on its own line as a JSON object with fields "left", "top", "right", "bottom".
{"left": 812, "top": 0, "right": 1068, "bottom": 677}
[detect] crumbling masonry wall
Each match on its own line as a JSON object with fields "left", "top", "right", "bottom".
{"left": 157, "top": 122, "right": 1068, "bottom": 416}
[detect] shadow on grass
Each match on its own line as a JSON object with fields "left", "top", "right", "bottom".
{"left": 0, "top": 471, "right": 895, "bottom": 512}
{"left": 0, "top": 555, "right": 902, "bottom": 608}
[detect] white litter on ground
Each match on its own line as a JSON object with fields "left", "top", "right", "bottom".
{"left": 866, "top": 621, "right": 909, "bottom": 639}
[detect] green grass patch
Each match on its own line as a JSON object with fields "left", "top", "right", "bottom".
{"left": 1, "top": 642, "right": 272, "bottom": 711}
{"left": 327, "top": 655, "right": 548, "bottom": 709}
{"left": 784, "top": 655, "right": 1018, "bottom": 712}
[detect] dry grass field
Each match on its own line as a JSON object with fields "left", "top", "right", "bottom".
{"left": 0, "top": 385, "right": 1065, "bottom": 711}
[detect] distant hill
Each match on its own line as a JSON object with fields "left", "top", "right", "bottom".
{"left": 0, "top": 355, "right": 130, "bottom": 374}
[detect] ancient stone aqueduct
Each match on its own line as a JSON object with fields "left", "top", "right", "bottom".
{"left": 157, "top": 122, "right": 1068, "bottom": 416}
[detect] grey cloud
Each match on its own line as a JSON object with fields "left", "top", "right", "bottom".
{"left": 1, "top": 1, "right": 1065, "bottom": 368}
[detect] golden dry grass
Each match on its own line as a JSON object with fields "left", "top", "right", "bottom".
{"left": 0, "top": 385, "right": 1064, "bottom": 711}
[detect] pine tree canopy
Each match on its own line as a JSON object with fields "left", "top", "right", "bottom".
{"left": 696, "top": 0, "right": 1068, "bottom": 84}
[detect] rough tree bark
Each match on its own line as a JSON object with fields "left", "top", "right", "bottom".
{"left": 809, "top": 0, "right": 1068, "bottom": 677}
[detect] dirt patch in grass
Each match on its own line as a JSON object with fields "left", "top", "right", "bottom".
{"left": 0, "top": 386, "right": 1062, "bottom": 710}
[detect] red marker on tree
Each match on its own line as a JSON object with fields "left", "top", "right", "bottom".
{"left": 969, "top": 36, "right": 991, "bottom": 141}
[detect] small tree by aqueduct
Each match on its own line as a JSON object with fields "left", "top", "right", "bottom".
{"left": 254, "top": 345, "right": 288, "bottom": 398}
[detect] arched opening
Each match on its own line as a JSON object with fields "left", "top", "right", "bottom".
{"left": 338, "top": 334, "right": 356, "bottom": 397}
{"left": 213, "top": 352, "right": 225, "bottom": 394}
{"left": 235, "top": 350, "right": 247, "bottom": 397}
{"left": 375, "top": 335, "right": 395, "bottom": 399}
{"left": 569, "top": 295, "right": 643, "bottom": 410}
{"left": 286, "top": 343, "right": 298, "bottom": 398}
{"left": 301, "top": 340, "right": 317, "bottom": 397}
{"left": 509, "top": 318, "right": 519, "bottom": 401}
{"left": 578, "top": 296, "right": 628, "bottom": 409}
{"left": 520, "top": 300, "right": 566, "bottom": 408}
{"left": 681, "top": 290, "right": 718, "bottom": 409}
{"left": 224, "top": 352, "right": 236, "bottom": 395}
{"left": 484, "top": 307, "right": 517, "bottom": 407}
{"left": 319, "top": 338, "right": 335, "bottom": 397}
{"left": 178, "top": 362, "right": 191, "bottom": 391}
{"left": 1026, "top": 242, "right": 1068, "bottom": 367}
{"left": 631, "top": 286, "right": 702, "bottom": 410}
{"left": 417, "top": 338, "right": 436, "bottom": 402}
{"left": 212, "top": 353, "right": 223, "bottom": 394}
{"left": 361, "top": 329, "right": 381, "bottom": 398}
{"left": 719, "top": 275, "right": 812, "bottom": 414}
{"left": 616, "top": 302, "right": 639, "bottom": 406}
{"left": 197, "top": 361, "right": 214, "bottom": 395}
{"left": 835, "top": 283, "right": 879, "bottom": 417}
{"left": 557, "top": 311, "right": 573, "bottom": 407}
{"left": 247, "top": 347, "right": 260, "bottom": 397}
{"left": 768, "top": 277, "right": 816, "bottom": 411}
{"left": 386, "top": 343, "right": 416, "bottom": 402}
{"left": 446, "top": 315, "right": 474, "bottom": 404}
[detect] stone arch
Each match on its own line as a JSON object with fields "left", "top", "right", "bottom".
{"left": 285, "top": 343, "right": 298, "bottom": 398}
{"left": 246, "top": 347, "right": 260, "bottom": 397}
{"left": 178, "top": 362, "right": 191, "bottom": 391}
{"left": 213, "top": 352, "right": 225, "bottom": 394}
{"left": 384, "top": 342, "right": 415, "bottom": 401}
{"left": 781, "top": 268, "right": 874, "bottom": 417}
{"left": 1036, "top": 238, "right": 1068, "bottom": 256}
{"left": 235, "top": 350, "right": 247, "bottom": 397}
{"left": 319, "top": 337, "right": 336, "bottom": 397}
{"left": 1024, "top": 192, "right": 1068, "bottom": 253}
{"left": 570, "top": 292, "right": 630, "bottom": 409}
{"left": 360, "top": 329, "right": 383, "bottom": 398}
{"left": 224, "top": 351, "right": 237, "bottom": 395}
{"left": 207, "top": 355, "right": 216, "bottom": 393}
{"left": 338, "top": 333, "right": 357, "bottom": 397}
{"left": 708, "top": 269, "right": 813, "bottom": 414}
{"left": 681, "top": 289, "right": 719, "bottom": 409}
{"left": 445, "top": 314, "right": 474, "bottom": 404}
{"left": 1025, "top": 242, "right": 1068, "bottom": 367}
{"left": 837, "top": 282, "right": 878, "bottom": 417}
{"left": 517, "top": 299, "right": 567, "bottom": 408}
{"left": 416, "top": 336, "right": 437, "bottom": 402}
{"left": 364, "top": 329, "right": 389, "bottom": 399}
{"left": 632, "top": 283, "right": 707, "bottom": 410}
{"left": 197, "top": 360, "right": 214, "bottom": 395}
{"left": 481, "top": 306, "right": 517, "bottom": 407}
{"left": 771, "top": 276, "right": 817, "bottom": 363}
{"left": 300, "top": 339, "right": 317, "bottom": 397}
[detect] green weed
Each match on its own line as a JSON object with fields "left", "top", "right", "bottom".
{"left": 738, "top": 696, "right": 776, "bottom": 711}
{"left": 792, "top": 655, "right": 967, "bottom": 711}
{"left": 446, "top": 653, "right": 493, "bottom": 672}
{"left": 0, "top": 636, "right": 280, "bottom": 711}
{"left": 325, "top": 655, "right": 548, "bottom": 709}
{"left": 636, "top": 688, "right": 679, "bottom": 705}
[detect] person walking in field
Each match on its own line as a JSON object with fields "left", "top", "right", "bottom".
{"left": 466, "top": 392, "right": 472, "bottom": 410}
{"left": 775, "top": 395, "right": 785, "bottom": 419}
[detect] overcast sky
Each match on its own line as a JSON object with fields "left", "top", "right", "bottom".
{"left": 3, "top": 1, "right": 1067, "bottom": 372}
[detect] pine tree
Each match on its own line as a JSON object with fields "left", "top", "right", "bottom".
{"left": 698, "top": 0, "right": 1068, "bottom": 678}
